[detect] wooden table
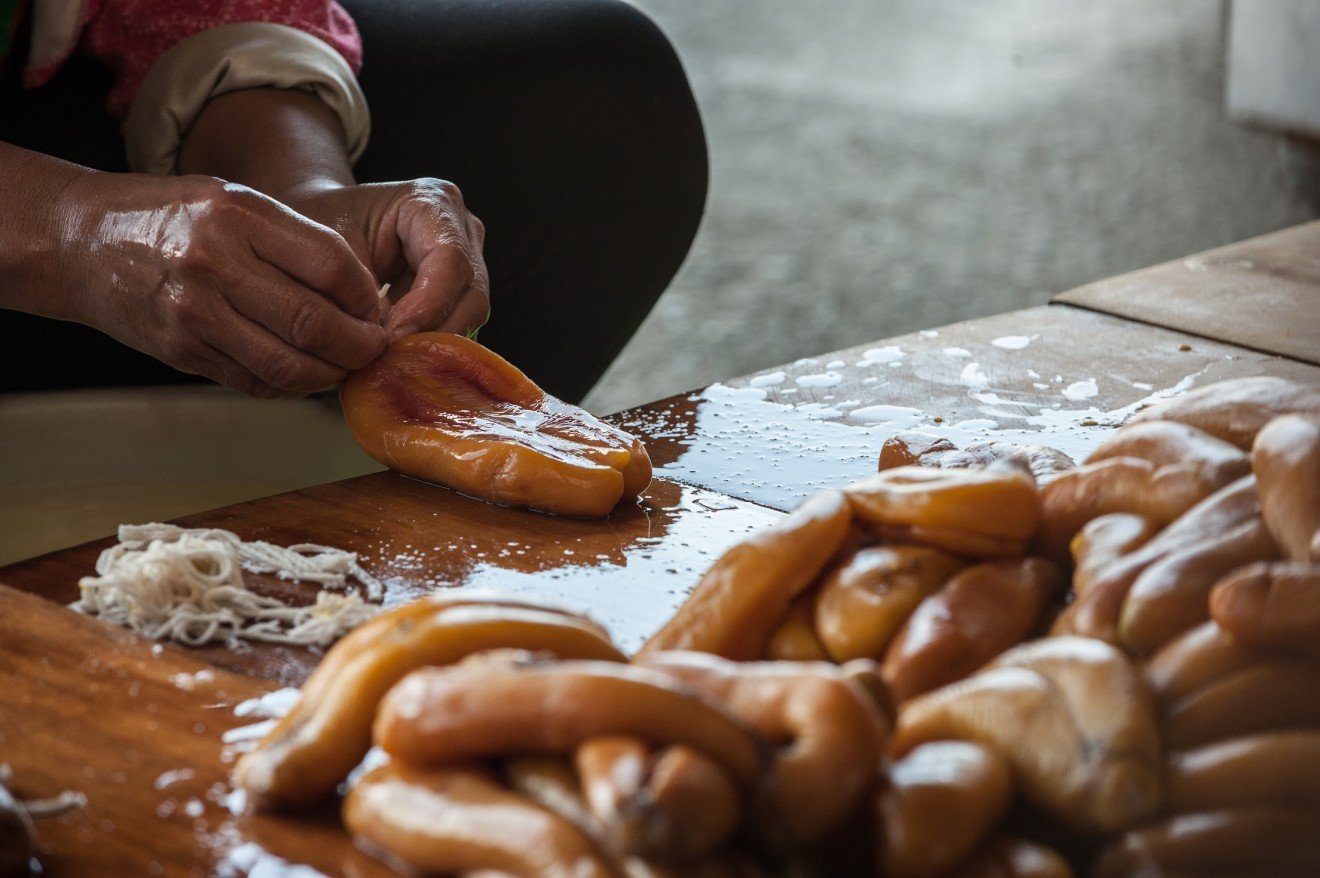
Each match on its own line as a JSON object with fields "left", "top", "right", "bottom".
{"left": 1053, "top": 220, "right": 1320, "bottom": 366}
{"left": 3, "top": 222, "right": 1319, "bottom": 876}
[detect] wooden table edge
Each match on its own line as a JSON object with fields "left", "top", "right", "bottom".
{"left": 1043, "top": 298, "right": 1319, "bottom": 368}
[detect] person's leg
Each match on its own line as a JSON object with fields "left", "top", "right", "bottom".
{"left": 344, "top": 0, "right": 708, "bottom": 404}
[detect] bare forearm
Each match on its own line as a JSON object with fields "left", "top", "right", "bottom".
{"left": 0, "top": 141, "right": 92, "bottom": 319}
{"left": 177, "top": 87, "right": 356, "bottom": 201}
{"left": 176, "top": 88, "right": 491, "bottom": 341}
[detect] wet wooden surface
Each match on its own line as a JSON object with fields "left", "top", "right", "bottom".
{"left": 1052, "top": 221, "right": 1320, "bottom": 365}
{"left": 0, "top": 475, "right": 779, "bottom": 685}
{"left": 2, "top": 293, "right": 1319, "bottom": 875}
{"left": 609, "top": 303, "right": 1320, "bottom": 510}
{"left": 0, "top": 585, "right": 403, "bottom": 878}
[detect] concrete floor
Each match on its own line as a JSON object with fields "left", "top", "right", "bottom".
{"left": 582, "top": 0, "right": 1320, "bottom": 414}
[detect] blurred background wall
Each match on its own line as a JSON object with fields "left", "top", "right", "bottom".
{"left": 583, "top": 0, "right": 1320, "bottom": 413}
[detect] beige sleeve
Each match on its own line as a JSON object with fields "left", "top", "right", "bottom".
{"left": 123, "top": 21, "right": 371, "bottom": 175}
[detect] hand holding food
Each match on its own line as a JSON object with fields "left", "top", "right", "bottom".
{"left": 2, "top": 154, "right": 388, "bottom": 399}
{"left": 280, "top": 177, "right": 491, "bottom": 341}
{"left": 342, "top": 331, "right": 651, "bottom": 516}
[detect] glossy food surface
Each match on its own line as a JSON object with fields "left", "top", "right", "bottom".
{"left": 342, "top": 332, "right": 651, "bottom": 516}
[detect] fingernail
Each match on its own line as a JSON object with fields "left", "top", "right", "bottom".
{"left": 389, "top": 323, "right": 419, "bottom": 343}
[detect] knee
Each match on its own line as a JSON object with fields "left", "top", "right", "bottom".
{"left": 549, "top": 0, "right": 709, "bottom": 241}
{"left": 557, "top": 0, "right": 684, "bottom": 74}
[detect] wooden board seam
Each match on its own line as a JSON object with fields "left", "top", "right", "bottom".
{"left": 1044, "top": 300, "right": 1318, "bottom": 368}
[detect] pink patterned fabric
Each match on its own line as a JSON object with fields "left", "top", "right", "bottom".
{"left": 25, "top": 0, "right": 361, "bottom": 118}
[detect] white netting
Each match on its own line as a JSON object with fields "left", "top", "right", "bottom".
{"left": 73, "top": 523, "right": 381, "bottom": 647}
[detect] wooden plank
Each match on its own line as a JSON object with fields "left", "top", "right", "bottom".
{"left": 1052, "top": 221, "right": 1320, "bottom": 364}
{"left": 0, "top": 584, "right": 400, "bottom": 877}
{"left": 610, "top": 304, "right": 1320, "bottom": 511}
{"left": 0, "top": 475, "right": 781, "bottom": 685}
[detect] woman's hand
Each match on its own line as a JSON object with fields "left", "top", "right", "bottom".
{"left": 177, "top": 88, "right": 491, "bottom": 345}
{"left": 283, "top": 179, "right": 490, "bottom": 342}
{"left": 55, "top": 170, "right": 388, "bottom": 398}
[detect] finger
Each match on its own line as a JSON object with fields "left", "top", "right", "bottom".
{"left": 226, "top": 262, "right": 387, "bottom": 371}
{"left": 244, "top": 196, "right": 383, "bottom": 322}
{"left": 150, "top": 331, "right": 293, "bottom": 399}
{"left": 200, "top": 311, "right": 347, "bottom": 394}
{"left": 192, "top": 344, "right": 298, "bottom": 400}
{"left": 436, "top": 286, "right": 492, "bottom": 338}
{"left": 466, "top": 210, "right": 486, "bottom": 247}
{"left": 384, "top": 242, "right": 476, "bottom": 339}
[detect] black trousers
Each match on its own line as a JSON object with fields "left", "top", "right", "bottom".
{"left": 0, "top": 0, "right": 707, "bottom": 404}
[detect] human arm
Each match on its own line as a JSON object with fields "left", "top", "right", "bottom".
{"left": 176, "top": 87, "right": 491, "bottom": 342}
{"left": 0, "top": 139, "right": 386, "bottom": 397}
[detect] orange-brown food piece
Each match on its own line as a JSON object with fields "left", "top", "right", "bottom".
{"left": 1070, "top": 513, "right": 1160, "bottom": 599}
{"left": 1117, "top": 512, "right": 1277, "bottom": 656}
{"left": 638, "top": 490, "right": 854, "bottom": 660}
{"left": 342, "top": 332, "right": 651, "bottom": 516}
{"left": 845, "top": 466, "right": 1041, "bottom": 559}
{"left": 1252, "top": 414, "right": 1320, "bottom": 561}
{"left": 1036, "top": 456, "right": 1232, "bottom": 563}
{"left": 1094, "top": 808, "right": 1320, "bottom": 877}
{"left": 1144, "top": 620, "right": 1261, "bottom": 706}
{"left": 374, "top": 658, "right": 764, "bottom": 786}
{"left": 883, "top": 558, "right": 1063, "bottom": 703}
{"left": 1052, "top": 475, "right": 1261, "bottom": 644}
{"left": 1085, "top": 420, "right": 1250, "bottom": 485}
{"left": 234, "top": 598, "right": 624, "bottom": 811}
{"left": 894, "top": 637, "right": 1162, "bottom": 834}
{"left": 951, "top": 835, "right": 1074, "bottom": 878}
{"left": 876, "top": 741, "right": 1014, "bottom": 878}
{"left": 344, "top": 762, "right": 616, "bottom": 878}
{"left": 1127, "top": 375, "right": 1320, "bottom": 449}
{"left": 503, "top": 755, "right": 597, "bottom": 834}
{"left": 1165, "top": 730, "right": 1320, "bottom": 813}
{"left": 575, "top": 737, "right": 741, "bottom": 864}
{"left": 764, "top": 592, "right": 829, "bottom": 661}
{"left": 879, "top": 431, "right": 1075, "bottom": 483}
{"left": 879, "top": 432, "right": 958, "bottom": 471}
{"left": 636, "top": 652, "right": 888, "bottom": 846}
{"left": 1163, "top": 659, "right": 1320, "bottom": 750}
{"left": 1209, "top": 562, "right": 1320, "bottom": 659}
{"left": 813, "top": 544, "right": 965, "bottom": 663}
